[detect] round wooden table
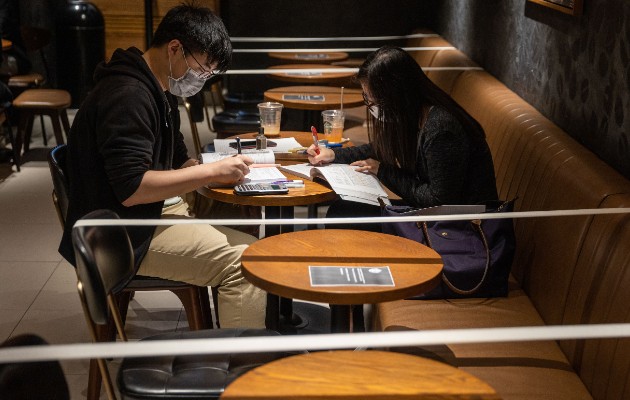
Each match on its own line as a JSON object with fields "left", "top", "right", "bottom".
{"left": 264, "top": 85, "right": 363, "bottom": 111}
{"left": 221, "top": 350, "right": 501, "bottom": 399}
{"left": 268, "top": 51, "right": 349, "bottom": 64}
{"left": 268, "top": 64, "right": 356, "bottom": 85}
{"left": 241, "top": 229, "right": 443, "bottom": 332}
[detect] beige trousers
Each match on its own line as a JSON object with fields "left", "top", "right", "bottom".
{"left": 137, "top": 199, "right": 266, "bottom": 328}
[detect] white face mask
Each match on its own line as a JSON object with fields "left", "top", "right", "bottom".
{"left": 168, "top": 48, "right": 207, "bottom": 97}
{"left": 369, "top": 105, "right": 380, "bottom": 119}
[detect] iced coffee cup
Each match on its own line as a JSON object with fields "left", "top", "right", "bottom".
{"left": 257, "top": 102, "right": 283, "bottom": 137}
{"left": 321, "top": 109, "right": 344, "bottom": 143}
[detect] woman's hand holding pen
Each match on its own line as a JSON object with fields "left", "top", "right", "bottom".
{"left": 350, "top": 158, "right": 380, "bottom": 175}
{"left": 306, "top": 144, "right": 335, "bottom": 165}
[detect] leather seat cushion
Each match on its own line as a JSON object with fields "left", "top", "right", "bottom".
{"left": 374, "top": 282, "right": 593, "bottom": 400}
{"left": 118, "top": 328, "right": 300, "bottom": 398}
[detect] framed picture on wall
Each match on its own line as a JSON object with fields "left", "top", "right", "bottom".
{"left": 527, "top": 0, "right": 583, "bottom": 16}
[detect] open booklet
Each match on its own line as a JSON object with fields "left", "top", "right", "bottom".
{"left": 280, "top": 163, "right": 391, "bottom": 206}
{"left": 200, "top": 150, "right": 285, "bottom": 186}
{"left": 200, "top": 149, "right": 276, "bottom": 165}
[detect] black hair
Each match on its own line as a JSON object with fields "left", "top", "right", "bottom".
{"left": 357, "top": 45, "right": 485, "bottom": 173}
{"left": 151, "top": 3, "right": 232, "bottom": 72}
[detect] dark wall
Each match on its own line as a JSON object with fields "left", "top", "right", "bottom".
{"left": 425, "top": 0, "right": 630, "bottom": 179}
{"left": 220, "top": 0, "right": 429, "bottom": 95}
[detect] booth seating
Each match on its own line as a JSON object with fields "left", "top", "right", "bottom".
{"left": 372, "top": 32, "right": 630, "bottom": 400}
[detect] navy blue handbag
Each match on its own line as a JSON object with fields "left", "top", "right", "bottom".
{"left": 381, "top": 199, "right": 516, "bottom": 299}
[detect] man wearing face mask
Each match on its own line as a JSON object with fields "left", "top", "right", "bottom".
{"left": 58, "top": 4, "right": 267, "bottom": 328}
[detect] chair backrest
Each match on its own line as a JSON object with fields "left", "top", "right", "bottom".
{"left": 183, "top": 99, "right": 203, "bottom": 156}
{"left": 47, "top": 144, "right": 69, "bottom": 227}
{"left": 0, "top": 334, "right": 70, "bottom": 400}
{"left": 72, "top": 209, "right": 135, "bottom": 327}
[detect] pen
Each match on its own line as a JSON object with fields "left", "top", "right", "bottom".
{"left": 310, "top": 126, "right": 320, "bottom": 155}
{"left": 236, "top": 137, "right": 242, "bottom": 154}
{"left": 249, "top": 163, "right": 282, "bottom": 168}
{"left": 326, "top": 142, "right": 343, "bottom": 148}
{"left": 271, "top": 180, "right": 303, "bottom": 184}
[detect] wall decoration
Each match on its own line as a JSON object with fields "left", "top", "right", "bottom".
{"left": 527, "top": 0, "right": 583, "bottom": 16}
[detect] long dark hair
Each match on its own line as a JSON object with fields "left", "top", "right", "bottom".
{"left": 357, "top": 45, "right": 485, "bottom": 173}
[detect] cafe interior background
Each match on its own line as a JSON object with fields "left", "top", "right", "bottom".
{"left": 1, "top": 0, "right": 629, "bottom": 398}
{"left": 15, "top": 0, "right": 630, "bottom": 180}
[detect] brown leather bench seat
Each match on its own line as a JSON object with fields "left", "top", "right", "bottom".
{"left": 373, "top": 32, "right": 630, "bottom": 400}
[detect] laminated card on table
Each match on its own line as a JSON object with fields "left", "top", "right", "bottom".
{"left": 309, "top": 266, "right": 395, "bottom": 287}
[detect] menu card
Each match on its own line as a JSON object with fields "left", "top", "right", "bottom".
{"left": 282, "top": 94, "right": 325, "bottom": 101}
{"left": 309, "top": 266, "right": 395, "bottom": 287}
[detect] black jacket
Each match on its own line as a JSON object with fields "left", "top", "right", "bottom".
{"left": 333, "top": 107, "right": 498, "bottom": 208}
{"left": 59, "top": 47, "right": 190, "bottom": 267}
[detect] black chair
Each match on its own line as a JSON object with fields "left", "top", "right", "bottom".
{"left": 73, "top": 209, "right": 298, "bottom": 400}
{"left": 207, "top": 79, "right": 261, "bottom": 139}
{"left": 0, "top": 334, "right": 70, "bottom": 400}
{"left": 47, "top": 144, "right": 221, "bottom": 398}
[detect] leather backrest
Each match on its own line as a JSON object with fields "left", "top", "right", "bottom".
{"left": 557, "top": 195, "right": 630, "bottom": 399}
{"left": 72, "top": 209, "right": 135, "bottom": 326}
{"left": 408, "top": 36, "right": 452, "bottom": 68}
{"left": 448, "top": 70, "right": 630, "bottom": 325}
{"left": 426, "top": 48, "right": 478, "bottom": 95}
{"left": 0, "top": 334, "right": 69, "bottom": 400}
{"left": 47, "top": 145, "right": 69, "bottom": 225}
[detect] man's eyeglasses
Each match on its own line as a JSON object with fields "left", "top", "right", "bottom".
{"left": 362, "top": 92, "right": 377, "bottom": 110}
{"left": 183, "top": 48, "right": 217, "bottom": 79}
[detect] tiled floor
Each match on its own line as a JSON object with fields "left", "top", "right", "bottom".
{"left": 0, "top": 105, "right": 224, "bottom": 399}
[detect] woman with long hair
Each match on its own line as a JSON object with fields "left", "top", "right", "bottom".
{"left": 307, "top": 46, "right": 498, "bottom": 230}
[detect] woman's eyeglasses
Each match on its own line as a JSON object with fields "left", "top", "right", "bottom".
{"left": 362, "top": 92, "right": 377, "bottom": 111}
{"left": 184, "top": 48, "right": 217, "bottom": 79}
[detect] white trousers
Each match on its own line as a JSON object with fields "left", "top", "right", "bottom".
{"left": 137, "top": 199, "right": 266, "bottom": 328}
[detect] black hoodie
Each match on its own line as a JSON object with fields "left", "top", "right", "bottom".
{"left": 59, "top": 47, "right": 190, "bottom": 267}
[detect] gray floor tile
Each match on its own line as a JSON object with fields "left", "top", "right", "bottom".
{"left": 0, "top": 308, "right": 26, "bottom": 342}
{"left": 0, "top": 222, "right": 63, "bottom": 262}
{"left": 0, "top": 261, "right": 57, "bottom": 310}
{"left": 0, "top": 190, "right": 59, "bottom": 224}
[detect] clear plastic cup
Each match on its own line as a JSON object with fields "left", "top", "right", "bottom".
{"left": 321, "top": 109, "right": 345, "bottom": 143}
{"left": 257, "top": 102, "right": 283, "bottom": 136}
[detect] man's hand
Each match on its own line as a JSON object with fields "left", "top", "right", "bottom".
{"left": 205, "top": 154, "right": 253, "bottom": 186}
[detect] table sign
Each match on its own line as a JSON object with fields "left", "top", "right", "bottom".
{"left": 295, "top": 53, "right": 328, "bottom": 59}
{"left": 309, "top": 266, "right": 395, "bottom": 287}
{"left": 285, "top": 71, "right": 323, "bottom": 77}
{"left": 282, "top": 94, "right": 325, "bottom": 101}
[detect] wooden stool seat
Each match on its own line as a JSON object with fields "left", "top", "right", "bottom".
{"left": 13, "top": 88, "right": 72, "bottom": 165}
{"left": 13, "top": 89, "right": 71, "bottom": 109}
{"left": 8, "top": 73, "right": 45, "bottom": 88}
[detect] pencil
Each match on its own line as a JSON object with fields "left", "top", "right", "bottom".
{"left": 250, "top": 164, "right": 281, "bottom": 168}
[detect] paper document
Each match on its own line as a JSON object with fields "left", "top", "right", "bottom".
{"left": 309, "top": 266, "right": 395, "bottom": 287}
{"left": 201, "top": 150, "right": 275, "bottom": 164}
{"left": 279, "top": 163, "right": 391, "bottom": 206}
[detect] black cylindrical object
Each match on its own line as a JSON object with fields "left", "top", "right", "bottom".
{"left": 56, "top": 1, "right": 104, "bottom": 108}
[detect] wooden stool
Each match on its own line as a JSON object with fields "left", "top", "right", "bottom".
{"left": 13, "top": 88, "right": 71, "bottom": 163}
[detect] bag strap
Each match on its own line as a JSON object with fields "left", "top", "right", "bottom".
{"left": 420, "top": 219, "right": 491, "bottom": 295}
